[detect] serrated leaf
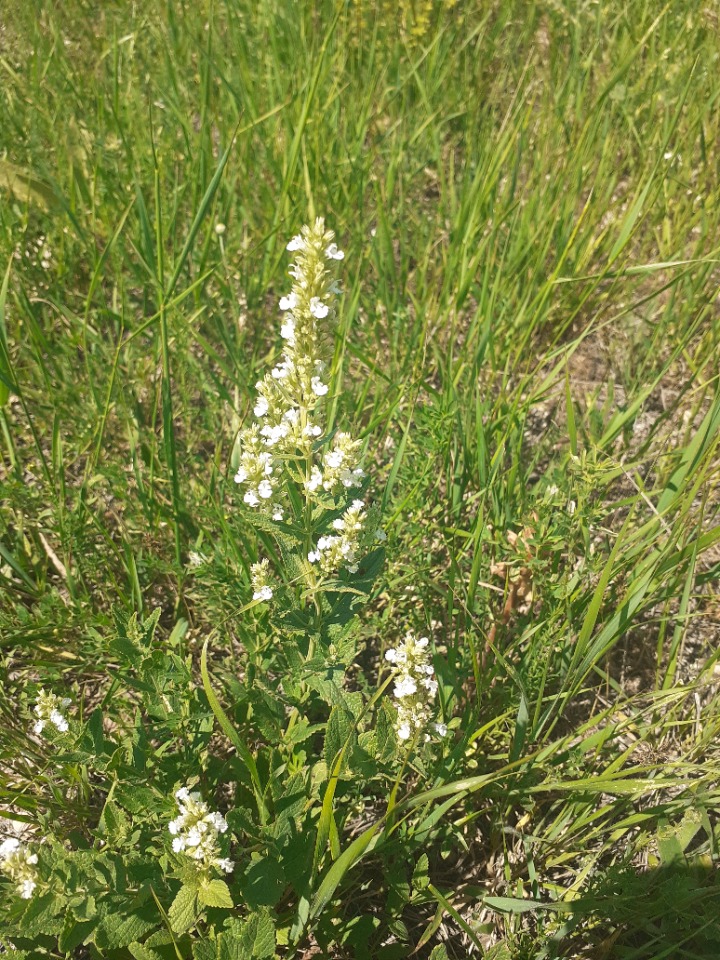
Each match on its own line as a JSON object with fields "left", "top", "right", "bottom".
{"left": 412, "top": 853, "right": 430, "bottom": 892}
{"left": 13, "top": 892, "right": 64, "bottom": 937}
{"left": 219, "top": 910, "right": 276, "bottom": 960}
{"left": 429, "top": 946, "right": 450, "bottom": 960}
{"left": 169, "top": 883, "right": 199, "bottom": 934}
{"left": 129, "top": 942, "right": 163, "bottom": 960}
{"left": 93, "top": 913, "right": 158, "bottom": 949}
{"left": 59, "top": 914, "right": 97, "bottom": 953}
{"left": 198, "top": 878, "right": 233, "bottom": 909}
{"left": 324, "top": 705, "right": 355, "bottom": 774}
{"left": 192, "top": 941, "right": 218, "bottom": 960}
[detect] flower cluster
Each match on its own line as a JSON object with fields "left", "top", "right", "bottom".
{"left": 251, "top": 558, "right": 274, "bottom": 601}
{"left": 168, "top": 787, "right": 233, "bottom": 875}
{"left": 0, "top": 838, "right": 39, "bottom": 899}
{"left": 307, "top": 432, "right": 365, "bottom": 494}
{"left": 233, "top": 218, "right": 362, "bottom": 518}
{"left": 33, "top": 688, "right": 71, "bottom": 736}
{"left": 385, "top": 633, "right": 444, "bottom": 742}
{"left": 308, "top": 499, "right": 367, "bottom": 574}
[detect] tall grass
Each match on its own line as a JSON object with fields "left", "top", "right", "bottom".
{"left": 1, "top": 1, "right": 719, "bottom": 956}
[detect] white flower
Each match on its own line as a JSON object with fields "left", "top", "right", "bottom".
{"left": 434, "top": 722, "right": 448, "bottom": 737}
{"left": 397, "top": 723, "right": 411, "bottom": 741}
{"left": 325, "top": 243, "right": 344, "bottom": 260}
{"left": 33, "top": 689, "right": 70, "bottom": 736}
{"left": 254, "top": 396, "right": 269, "bottom": 417}
{"left": 325, "top": 449, "right": 344, "bottom": 468}
{"left": 20, "top": 879, "right": 36, "bottom": 899}
{"left": 234, "top": 466, "right": 248, "bottom": 484}
{"left": 169, "top": 787, "right": 234, "bottom": 876}
{"left": 0, "top": 838, "right": 20, "bottom": 858}
{"left": 280, "top": 318, "right": 296, "bottom": 342}
{"left": 244, "top": 489, "right": 260, "bottom": 507}
{"left": 215, "top": 223, "right": 226, "bottom": 235}
{"left": 287, "top": 234, "right": 305, "bottom": 251}
{"left": 309, "top": 297, "right": 329, "bottom": 319}
{"left": 272, "top": 506, "right": 284, "bottom": 521}
{"left": 394, "top": 677, "right": 418, "bottom": 698}
{"left": 279, "top": 292, "right": 298, "bottom": 310}
{"left": 0, "top": 838, "right": 39, "bottom": 900}
{"left": 375, "top": 528, "right": 387, "bottom": 542}
{"left": 258, "top": 480, "right": 273, "bottom": 499}
{"left": 311, "top": 377, "right": 328, "bottom": 396}
{"left": 385, "top": 632, "right": 442, "bottom": 746}
{"left": 50, "top": 711, "right": 69, "bottom": 733}
{"left": 251, "top": 559, "right": 274, "bottom": 602}
{"left": 306, "top": 466, "right": 323, "bottom": 492}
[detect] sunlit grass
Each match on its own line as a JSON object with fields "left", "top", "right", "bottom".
{"left": 1, "top": 2, "right": 719, "bottom": 956}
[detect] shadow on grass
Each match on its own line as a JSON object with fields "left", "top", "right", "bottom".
{"left": 545, "top": 859, "right": 720, "bottom": 959}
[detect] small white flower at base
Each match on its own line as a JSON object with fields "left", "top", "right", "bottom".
{"left": 33, "top": 689, "right": 71, "bottom": 737}
{"left": 251, "top": 559, "right": 274, "bottom": 602}
{"left": 306, "top": 466, "right": 323, "bottom": 492}
{"left": 434, "top": 722, "right": 448, "bottom": 737}
{"left": 254, "top": 396, "right": 269, "bottom": 418}
{"left": 168, "top": 787, "right": 234, "bottom": 877}
{"left": 385, "top": 633, "right": 442, "bottom": 746}
{"left": 397, "top": 723, "right": 412, "bottom": 741}
{"left": 279, "top": 292, "right": 298, "bottom": 311}
{"left": 0, "top": 838, "right": 39, "bottom": 900}
{"left": 325, "top": 243, "right": 344, "bottom": 260}
{"left": 325, "top": 449, "right": 344, "bottom": 469}
{"left": 286, "top": 234, "right": 305, "bottom": 252}
{"left": 309, "top": 297, "right": 329, "bottom": 319}
{"left": 311, "top": 377, "right": 328, "bottom": 396}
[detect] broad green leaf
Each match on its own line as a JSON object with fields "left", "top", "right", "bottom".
{"left": 169, "top": 883, "right": 199, "bottom": 934}
{"left": 198, "top": 878, "right": 233, "bottom": 909}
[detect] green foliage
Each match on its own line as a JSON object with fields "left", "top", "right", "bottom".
{"left": 2, "top": 1, "right": 720, "bottom": 957}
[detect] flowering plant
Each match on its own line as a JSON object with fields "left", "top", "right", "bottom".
{"left": 0, "top": 221, "right": 448, "bottom": 960}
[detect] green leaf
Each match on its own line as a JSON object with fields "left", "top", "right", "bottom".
{"left": 412, "top": 854, "right": 430, "bottom": 892}
{"left": 324, "top": 704, "right": 355, "bottom": 774}
{"left": 129, "top": 943, "right": 164, "bottom": 960}
{"left": 239, "top": 856, "right": 286, "bottom": 908}
{"left": 59, "top": 914, "right": 97, "bottom": 953}
{"left": 429, "top": 946, "right": 450, "bottom": 960}
{"left": 169, "top": 883, "right": 199, "bottom": 934}
{"left": 198, "top": 878, "right": 234, "bottom": 909}
{"left": 201, "top": 638, "right": 267, "bottom": 823}
{"left": 219, "top": 910, "right": 276, "bottom": 960}
{"left": 93, "top": 913, "right": 158, "bottom": 950}
{"left": 0, "top": 256, "right": 13, "bottom": 407}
